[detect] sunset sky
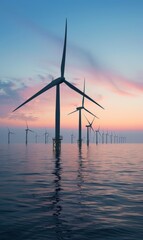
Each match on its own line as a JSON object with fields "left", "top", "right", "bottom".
{"left": 0, "top": 0, "right": 143, "bottom": 143}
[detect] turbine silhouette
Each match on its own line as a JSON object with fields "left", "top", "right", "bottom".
{"left": 95, "top": 126, "right": 101, "bottom": 145}
{"left": 113, "top": 133, "right": 116, "bottom": 143}
{"left": 94, "top": 126, "right": 101, "bottom": 145}
{"left": 105, "top": 131, "right": 109, "bottom": 144}
{"left": 70, "top": 133, "right": 75, "bottom": 144}
{"left": 101, "top": 131, "right": 104, "bottom": 144}
{"left": 68, "top": 79, "right": 99, "bottom": 144}
{"left": 25, "top": 122, "right": 33, "bottom": 145}
{"left": 8, "top": 128, "right": 14, "bottom": 144}
{"left": 13, "top": 20, "right": 103, "bottom": 148}
{"left": 35, "top": 133, "right": 40, "bottom": 143}
{"left": 44, "top": 129, "right": 49, "bottom": 144}
{"left": 84, "top": 115, "right": 95, "bottom": 146}
{"left": 110, "top": 132, "right": 113, "bottom": 143}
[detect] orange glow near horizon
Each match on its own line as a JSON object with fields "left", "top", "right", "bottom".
{"left": 1, "top": 66, "right": 143, "bottom": 133}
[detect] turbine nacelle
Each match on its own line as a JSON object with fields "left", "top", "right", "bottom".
{"left": 76, "top": 106, "right": 83, "bottom": 111}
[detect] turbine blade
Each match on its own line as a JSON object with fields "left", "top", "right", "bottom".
{"left": 91, "top": 116, "right": 95, "bottom": 125}
{"left": 13, "top": 78, "right": 61, "bottom": 112}
{"left": 28, "top": 129, "right": 33, "bottom": 133}
{"left": 64, "top": 79, "right": 104, "bottom": 109}
{"left": 82, "top": 79, "right": 85, "bottom": 107}
{"left": 68, "top": 109, "right": 78, "bottom": 115}
{"left": 83, "top": 107, "right": 99, "bottom": 119}
{"left": 26, "top": 120, "right": 28, "bottom": 129}
{"left": 61, "top": 19, "right": 67, "bottom": 78}
{"left": 84, "top": 114, "right": 90, "bottom": 125}
{"left": 90, "top": 125, "right": 95, "bottom": 133}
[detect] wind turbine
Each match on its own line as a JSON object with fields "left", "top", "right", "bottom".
{"left": 114, "top": 133, "right": 116, "bottom": 143}
{"left": 105, "top": 131, "right": 109, "bottom": 144}
{"left": 44, "top": 130, "right": 49, "bottom": 144}
{"left": 25, "top": 122, "right": 33, "bottom": 145}
{"left": 102, "top": 131, "right": 104, "bottom": 144}
{"left": 13, "top": 20, "right": 103, "bottom": 148}
{"left": 68, "top": 80, "right": 99, "bottom": 144}
{"left": 95, "top": 126, "right": 101, "bottom": 145}
{"left": 110, "top": 132, "right": 113, "bottom": 143}
{"left": 116, "top": 134, "right": 118, "bottom": 143}
{"left": 35, "top": 133, "right": 40, "bottom": 143}
{"left": 8, "top": 128, "right": 14, "bottom": 144}
{"left": 70, "top": 133, "right": 75, "bottom": 144}
{"left": 84, "top": 115, "right": 95, "bottom": 146}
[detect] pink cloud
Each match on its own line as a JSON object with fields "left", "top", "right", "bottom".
{"left": 72, "top": 66, "right": 143, "bottom": 97}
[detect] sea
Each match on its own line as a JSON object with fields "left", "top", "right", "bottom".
{"left": 0, "top": 143, "right": 143, "bottom": 240}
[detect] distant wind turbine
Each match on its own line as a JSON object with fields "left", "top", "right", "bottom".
{"left": 13, "top": 20, "right": 103, "bottom": 148}
{"left": 114, "top": 133, "right": 116, "bottom": 143}
{"left": 8, "top": 128, "right": 14, "bottom": 144}
{"left": 110, "top": 132, "right": 113, "bottom": 143}
{"left": 35, "top": 133, "right": 40, "bottom": 143}
{"left": 105, "top": 131, "right": 109, "bottom": 144}
{"left": 70, "top": 133, "right": 75, "bottom": 144}
{"left": 95, "top": 126, "right": 101, "bottom": 145}
{"left": 84, "top": 115, "right": 95, "bottom": 146}
{"left": 68, "top": 79, "right": 99, "bottom": 144}
{"left": 116, "top": 134, "right": 118, "bottom": 143}
{"left": 44, "top": 130, "right": 49, "bottom": 144}
{"left": 25, "top": 122, "right": 33, "bottom": 145}
{"left": 102, "top": 131, "right": 104, "bottom": 144}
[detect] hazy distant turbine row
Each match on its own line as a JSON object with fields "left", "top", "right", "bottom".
{"left": 6, "top": 127, "right": 126, "bottom": 145}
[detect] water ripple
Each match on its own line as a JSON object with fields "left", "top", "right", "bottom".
{"left": 0, "top": 143, "right": 143, "bottom": 239}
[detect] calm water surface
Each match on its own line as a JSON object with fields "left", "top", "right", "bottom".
{"left": 0, "top": 143, "right": 143, "bottom": 240}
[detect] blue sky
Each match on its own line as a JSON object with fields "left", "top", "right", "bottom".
{"left": 0, "top": 0, "right": 143, "bottom": 143}
{"left": 1, "top": 0, "right": 143, "bottom": 78}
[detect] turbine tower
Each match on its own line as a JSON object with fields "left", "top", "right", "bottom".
{"left": 70, "top": 133, "right": 75, "bottom": 144}
{"left": 44, "top": 130, "right": 49, "bottom": 144}
{"left": 35, "top": 133, "right": 40, "bottom": 143}
{"left": 25, "top": 122, "right": 33, "bottom": 145}
{"left": 13, "top": 20, "right": 103, "bottom": 149}
{"left": 114, "top": 133, "right": 116, "bottom": 143}
{"left": 110, "top": 132, "right": 113, "bottom": 143}
{"left": 8, "top": 128, "right": 14, "bottom": 144}
{"left": 85, "top": 115, "right": 95, "bottom": 146}
{"left": 105, "top": 131, "right": 109, "bottom": 144}
{"left": 68, "top": 80, "right": 98, "bottom": 145}
{"left": 102, "top": 131, "right": 104, "bottom": 144}
{"left": 95, "top": 126, "right": 101, "bottom": 145}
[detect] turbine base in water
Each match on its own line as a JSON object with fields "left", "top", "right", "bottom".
{"left": 52, "top": 136, "right": 63, "bottom": 150}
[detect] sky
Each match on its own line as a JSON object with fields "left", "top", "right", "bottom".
{"left": 0, "top": 0, "right": 143, "bottom": 143}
